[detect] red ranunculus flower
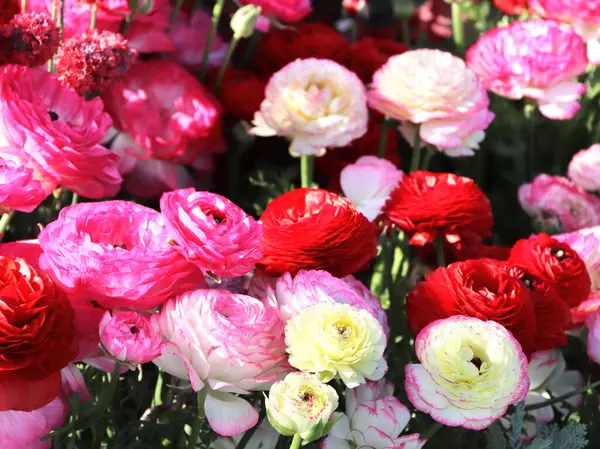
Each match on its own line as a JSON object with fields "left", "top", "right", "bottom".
{"left": 0, "top": 256, "right": 76, "bottom": 411}
{"left": 494, "top": 0, "right": 527, "bottom": 15}
{"left": 406, "top": 259, "right": 538, "bottom": 354}
{"left": 509, "top": 233, "right": 591, "bottom": 308}
{"left": 0, "top": 0, "right": 19, "bottom": 24}
{"left": 257, "top": 188, "right": 378, "bottom": 277}
{"left": 210, "top": 67, "right": 267, "bottom": 123}
{"left": 254, "top": 23, "right": 347, "bottom": 75}
{"left": 384, "top": 171, "right": 493, "bottom": 246}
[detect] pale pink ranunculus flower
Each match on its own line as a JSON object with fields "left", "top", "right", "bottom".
{"left": 405, "top": 316, "right": 529, "bottom": 430}
{"left": 518, "top": 174, "right": 600, "bottom": 233}
{"left": 323, "top": 379, "right": 426, "bottom": 449}
{"left": 153, "top": 289, "right": 289, "bottom": 436}
{"left": 340, "top": 156, "right": 403, "bottom": 221}
{"left": 587, "top": 308, "right": 600, "bottom": 364}
{"left": 38, "top": 201, "right": 204, "bottom": 311}
{"left": 367, "top": 49, "right": 494, "bottom": 156}
{"left": 529, "top": 0, "right": 600, "bottom": 65}
{"left": 568, "top": 144, "right": 600, "bottom": 192}
{"left": 239, "top": 0, "right": 312, "bottom": 23}
{"left": 250, "top": 58, "right": 368, "bottom": 157}
{"left": 160, "top": 188, "right": 263, "bottom": 278}
{"left": 0, "top": 65, "right": 122, "bottom": 199}
{"left": 0, "top": 148, "right": 49, "bottom": 214}
{"left": 99, "top": 311, "right": 165, "bottom": 366}
{"left": 466, "top": 20, "right": 589, "bottom": 120}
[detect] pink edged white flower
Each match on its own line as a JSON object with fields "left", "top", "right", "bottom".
{"left": 405, "top": 316, "right": 529, "bottom": 430}
{"left": 0, "top": 65, "right": 122, "bottom": 199}
{"left": 323, "top": 379, "right": 427, "bottom": 449}
{"left": 367, "top": 49, "right": 494, "bottom": 156}
{"left": 466, "top": 20, "right": 589, "bottom": 120}
{"left": 210, "top": 418, "right": 280, "bottom": 449}
{"left": 518, "top": 175, "right": 600, "bottom": 233}
{"left": 250, "top": 58, "right": 369, "bottom": 157}
{"left": 153, "top": 288, "right": 289, "bottom": 436}
{"left": 160, "top": 188, "right": 263, "bottom": 278}
{"left": 340, "top": 156, "right": 404, "bottom": 221}
{"left": 587, "top": 309, "right": 600, "bottom": 365}
{"left": 38, "top": 200, "right": 204, "bottom": 311}
{"left": 568, "top": 144, "right": 600, "bottom": 192}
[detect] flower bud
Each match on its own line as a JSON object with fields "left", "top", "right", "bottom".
{"left": 265, "top": 372, "right": 340, "bottom": 442}
{"left": 231, "top": 5, "right": 262, "bottom": 39}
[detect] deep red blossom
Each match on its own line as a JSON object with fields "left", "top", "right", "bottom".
{"left": 209, "top": 67, "right": 267, "bottom": 123}
{"left": 494, "top": 0, "right": 528, "bottom": 15}
{"left": 0, "top": 0, "right": 19, "bottom": 25}
{"left": 3, "top": 12, "right": 59, "bottom": 67}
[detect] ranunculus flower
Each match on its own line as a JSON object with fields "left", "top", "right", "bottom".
{"left": 257, "top": 188, "right": 378, "bottom": 277}
{"left": 323, "top": 380, "right": 426, "bottom": 449}
{"left": 568, "top": 144, "right": 600, "bottom": 192}
{"left": 209, "top": 68, "right": 267, "bottom": 123}
{"left": 265, "top": 372, "right": 339, "bottom": 442}
{"left": 384, "top": 171, "right": 493, "bottom": 246}
{"left": 587, "top": 309, "right": 600, "bottom": 365}
{"left": 154, "top": 289, "right": 289, "bottom": 436}
{"left": 0, "top": 256, "right": 77, "bottom": 412}
{"left": 0, "top": 0, "right": 19, "bottom": 24}
{"left": 342, "top": 0, "right": 367, "bottom": 13}
{"left": 2, "top": 12, "right": 59, "bottom": 68}
{"left": 509, "top": 233, "right": 591, "bottom": 308}
{"left": 102, "top": 60, "right": 223, "bottom": 198}
{"left": 466, "top": 20, "right": 589, "bottom": 120}
{"left": 0, "top": 65, "right": 122, "bottom": 198}
{"left": 340, "top": 156, "right": 403, "bottom": 221}
{"left": 285, "top": 302, "right": 387, "bottom": 387}
{"left": 0, "top": 147, "right": 49, "bottom": 214}
{"left": 494, "top": 0, "right": 527, "bottom": 14}
{"left": 368, "top": 49, "right": 494, "bottom": 155}
{"left": 210, "top": 419, "right": 280, "bottom": 449}
{"left": 405, "top": 316, "right": 529, "bottom": 430}
{"left": 99, "top": 311, "right": 164, "bottom": 366}
{"left": 518, "top": 175, "right": 600, "bottom": 233}
{"left": 240, "top": 0, "right": 312, "bottom": 24}
{"left": 160, "top": 188, "right": 263, "bottom": 278}
{"left": 529, "top": 0, "right": 600, "bottom": 64}
{"left": 38, "top": 201, "right": 203, "bottom": 310}
{"left": 250, "top": 58, "right": 368, "bottom": 157}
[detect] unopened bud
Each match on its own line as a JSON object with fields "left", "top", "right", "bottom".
{"left": 230, "top": 5, "right": 262, "bottom": 39}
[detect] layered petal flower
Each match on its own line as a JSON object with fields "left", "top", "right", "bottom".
{"left": 0, "top": 148, "right": 49, "bottom": 214}
{"left": 239, "top": 0, "right": 312, "bottom": 23}
{"left": 568, "top": 144, "right": 600, "bottom": 192}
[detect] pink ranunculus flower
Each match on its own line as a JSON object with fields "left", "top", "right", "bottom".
{"left": 99, "top": 311, "right": 165, "bottom": 366}
{"left": 0, "top": 148, "right": 50, "bottom": 214}
{"left": 518, "top": 175, "right": 600, "bottom": 233}
{"left": 38, "top": 201, "right": 204, "bottom": 311}
{"left": 160, "top": 188, "right": 263, "bottom": 278}
{"left": 568, "top": 144, "right": 600, "bottom": 192}
{"left": 367, "top": 49, "right": 494, "bottom": 156}
{"left": 103, "top": 60, "right": 224, "bottom": 198}
{"left": 587, "top": 309, "right": 600, "bottom": 364}
{"left": 153, "top": 289, "right": 289, "bottom": 437}
{"left": 340, "top": 156, "right": 404, "bottom": 221}
{"left": 405, "top": 316, "right": 529, "bottom": 430}
{"left": 239, "top": 0, "right": 312, "bottom": 23}
{"left": 466, "top": 20, "right": 589, "bottom": 120}
{"left": 529, "top": 0, "right": 600, "bottom": 65}
{"left": 323, "top": 379, "right": 427, "bottom": 449}
{"left": 0, "top": 65, "right": 122, "bottom": 198}
{"left": 250, "top": 58, "right": 368, "bottom": 157}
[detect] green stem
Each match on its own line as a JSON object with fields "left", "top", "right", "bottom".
{"left": 199, "top": 0, "right": 225, "bottom": 81}
{"left": 47, "top": 0, "right": 57, "bottom": 72}
{"left": 21, "top": 0, "right": 26, "bottom": 12}
{"left": 214, "top": 37, "right": 240, "bottom": 96}
{"left": 524, "top": 380, "right": 600, "bottom": 412}
{"left": 58, "top": 0, "right": 65, "bottom": 42}
{"left": 169, "top": 0, "right": 185, "bottom": 29}
{"left": 152, "top": 371, "right": 164, "bottom": 407}
{"left": 524, "top": 102, "right": 537, "bottom": 181}
{"left": 300, "top": 155, "right": 314, "bottom": 188}
{"left": 451, "top": 2, "right": 464, "bottom": 52}
{"left": 409, "top": 130, "right": 422, "bottom": 172}
{"left": 378, "top": 118, "right": 391, "bottom": 158}
{"left": 188, "top": 391, "right": 205, "bottom": 448}
{"left": 421, "top": 421, "right": 444, "bottom": 440}
{"left": 400, "top": 17, "right": 410, "bottom": 48}
{"left": 90, "top": 2, "right": 97, "bottom": 31}
{"left": 71, "top": 192, "right": 79, "bottom": 206}
{"left": 0, "top": 212, "right": 14, "bottom": 239}
{"left": 434, "top": 237, "right": 445, "bottom": 267}
{"left": 289, "top": 434, "right": 302, "bottom": 449}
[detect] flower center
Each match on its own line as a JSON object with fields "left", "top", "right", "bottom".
{"left": 48, "top": 110, "right": 59, "bottom": 121}
{"left": 130, "top": 325, "right": 139, "bottom": 335}
{"left": 334, "top": 323, "right": 352, "bottom": 339}
{"left": 551, "top": 247, "right": 566, "bottom": 260}
{"left": 111, "top": 243, "right": 128, "bottom": 250}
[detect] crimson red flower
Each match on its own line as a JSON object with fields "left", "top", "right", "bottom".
{"left": 509, "top": 233, "right": 591, "bottom": 309}
{"left": 0, "top": 256, "right": 76, "bottom": 412}
{"left": 384, "top": 171, "right": 493, "bottom": 246}
{"left": 257, "top": 188, "right": 378, "bottom": 277}
{"left": 254, "top": 23, "right": 348, "bottom": 75}
{"left": 3, "top": 12, "right": 59, "bottom": 67}
{"left": 494, "top": 0, "right": 528, "bottom": 15}
{"left": 407, "top": 259, "right": 538, "bottom": 354}
{"left": 210, "top": 67, "right": 267, "bottom": 123}
{"left": 0, "top": 0, "right": 19, "bottom": 25}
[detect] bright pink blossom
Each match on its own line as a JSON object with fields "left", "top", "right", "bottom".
{"left": 0, "top": 65, "right": 121, "bottom": 199}
{"left": 568, "top": 144, "right": 600, "bottom": 192}
{"left": 518, "top": 175, "right": 600, "bottom": 233}
{"left": 239, "top": 0, "right": 312, "bottom": 23}
{"left": 153, "top": 289, "right": 289, "bottom": 436}
{"left": 0, "top": 148, "right": 49, "bottom": 214}
{"left": 38, "top": 201, "right": 204, "bottom": 310}
{"left": 587, "top": 309, "right": 600, "bottom": 365}
{"left": 467, "top": 20, "right": 589, "bottom": 120}
{"left": 160, "top": 188, "right": 263, "bottom": 278}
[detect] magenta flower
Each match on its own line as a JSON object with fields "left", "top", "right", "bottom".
{"left": 99, "top": 311, "right": 164, "bottom": 366}
{"left": 568, "top": 144, "right": 600, "bottom": 192}
{"left": 467, "top": 20, "right": 588, "bottom": 120}
{"left": 38, "top": 201, "right": 204, "bottom": 310}
{"left": 0, "top": 148, "right": 49, "bottom": 214}
{"left": 0, "top": 65, "right": 122, "bottom": 199}
{"left": 239, "top": 0, "right": 312, "bottom": 23}
{"left": 160, "top": 188, "right": 263, "bottom": 278}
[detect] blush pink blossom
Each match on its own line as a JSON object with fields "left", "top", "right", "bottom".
{"left": 239, "top": 0, "right": 312, "bottom": 23}
{"left": 466, "top": 20, "right": 589, "bottom": 120}
{"left": 518, "top": 175, "right": 600, "bottom": 233}
{"left": 153, "top": 289, "right": 289, "bottom": 436}
{"left": 38, "top": 201, "right": 204, "bottom": 311}
{"left": 568, "top": 144, "right": 600, "bottom": 192}
{"left": 160, "top": 188, "right": 263, "bottom": 278}
{"left": 0, "top": 65, "right": 122, "bottom": 199}
{"left": 368, "top": 49, "right": 494, "bottom": 155}
{"left": 0, "top": 148, "right": 49, "bottom": 214}
{"left": 340, "top": 156, "right": 403, "bottom": 221}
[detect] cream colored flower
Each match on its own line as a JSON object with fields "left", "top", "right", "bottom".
{"left": 250, "top": 58, "right": 368, "bottom": 157}
{"left": 285, "top": 303, "right": 387, "bottom": 388}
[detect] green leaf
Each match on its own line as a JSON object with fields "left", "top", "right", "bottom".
{"left": 486, "top": 423, "right": 507, "bottom": 449}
